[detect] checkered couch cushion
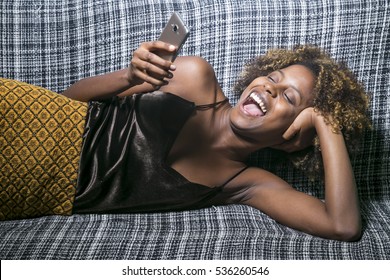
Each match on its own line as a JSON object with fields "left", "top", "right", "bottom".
{"left": 1, "top": 0, "right": 389, "bottom": 259}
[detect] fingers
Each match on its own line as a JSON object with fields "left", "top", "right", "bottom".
{"left": 137, "top": 41, "right": 177, "bottom": 69}
{"left": 142, "top": 41, "right": 177, "bottom": 54}
{"left": 275, "top": 108, "right": 317, "bottom": 153}
{"left": 129, "top": 41, "right": 177, "bottom": 87}
{"left": 282, "top": 123, "right": 299, "bottom": 141}
{"left": 278, "top": 128, "right": 316, "bottom": 153}
{"left": 272, "top": 138, "right": 300, "bottom": 154}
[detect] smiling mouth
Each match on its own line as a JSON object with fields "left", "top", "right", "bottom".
{"left": 242, "top": 92, "right": 267, "bottom": 117}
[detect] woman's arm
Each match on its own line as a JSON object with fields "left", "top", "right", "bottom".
{"left": 62, "top": 41, "right": 177, "bottom": 102}
{"left": 245, "top": 108, "right": 361, "bottom": 241}
{"left": 314, "top": 109, "right": 361, "bottom": 238}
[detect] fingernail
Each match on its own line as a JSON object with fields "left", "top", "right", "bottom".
{"left": 170, "top": 64, "right": 176, "bottom": 70}
{"left": 169, "top": 45, "right": 176, "bottom": 51}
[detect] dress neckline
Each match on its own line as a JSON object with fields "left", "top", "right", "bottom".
{"left": 160, "top": 92, "right": 246, "bottom": 190}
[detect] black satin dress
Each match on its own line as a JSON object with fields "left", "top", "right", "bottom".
{"left": 73, "top": 91, "right": 247, "bottom": 214}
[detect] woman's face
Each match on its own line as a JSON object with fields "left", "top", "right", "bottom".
{"left": 230, "top": 64, "right": 316, "bottom": 147}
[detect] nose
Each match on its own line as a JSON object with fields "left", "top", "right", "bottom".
{"left": 264, "top": 83, "right": 277, "bottom": 98}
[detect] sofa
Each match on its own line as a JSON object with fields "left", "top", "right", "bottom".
{"left": 0, "top": 0, "right": 389, "bottom": 260}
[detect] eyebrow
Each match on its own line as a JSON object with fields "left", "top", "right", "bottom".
{"left": 277, "top": 70, "right": 303, "bottom": 102}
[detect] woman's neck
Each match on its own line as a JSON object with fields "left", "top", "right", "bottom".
{"left": 210, "top": 105, "right": 267, "bottom": 162}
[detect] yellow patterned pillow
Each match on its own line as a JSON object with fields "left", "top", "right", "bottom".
{"left": 0, "top": 78, "right": 87, "bottom": 220}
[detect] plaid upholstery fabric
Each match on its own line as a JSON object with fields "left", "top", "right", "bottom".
{"left": 0, "top": 204, "right": 389, "bottom": 260}
{"left": 1, "top": 0, "right": 389, "bottom": 259}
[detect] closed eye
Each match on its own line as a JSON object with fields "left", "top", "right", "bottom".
{"left": 284, "top": 93, "right": 292, "bottom": 104}
{"left": 267, "top": 75, "right": 276, "bottom": 83}
{"left": 284, "top": 92, "right": 296, "bottom": 105}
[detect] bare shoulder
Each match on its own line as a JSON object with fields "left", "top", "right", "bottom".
{"left": 239, "top": 167, "right": 324, "bottom": 230}
{"left": 238, "top": 167, "right": 292, "bottom": 192}
{"left": 176, "top": 56, "right": 215, "bottom": 74}
{"left": 231, "top": 166, "right": 294, "bottom": 204}
{"left": 160, "top": 56, "right": 225, "bottom": 104}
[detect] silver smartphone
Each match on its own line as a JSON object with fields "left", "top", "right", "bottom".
{"left": 155, "top": 12, "right": 190, "bottom": 62}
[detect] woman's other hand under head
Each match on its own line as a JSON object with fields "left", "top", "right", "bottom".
{"left": 271, "top": 107, "right": 317, "bottom": 153}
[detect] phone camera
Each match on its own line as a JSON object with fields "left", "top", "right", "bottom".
{"left": 171, "top": 24, "right": 179, "bottom": 32}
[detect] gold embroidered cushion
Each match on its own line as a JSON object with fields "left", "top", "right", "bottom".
{"left": 0, "top": 78, "right": 87, "bottom": 220}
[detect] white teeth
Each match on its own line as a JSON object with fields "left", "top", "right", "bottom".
{"left": 250, "top": 92, "right": 267, "bottom": 113}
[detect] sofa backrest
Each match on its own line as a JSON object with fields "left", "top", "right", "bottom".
{"left": 1, "top": 0, "right": 389, "bottom": 199}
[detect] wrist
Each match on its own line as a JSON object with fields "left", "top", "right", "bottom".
{"left": 313, "top": 112, "right": 334, "bottom": 135}
{"left": 120, "top": 68, "right": 136, "bottom": 87}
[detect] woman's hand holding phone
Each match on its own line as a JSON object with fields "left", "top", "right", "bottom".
{"left": 127, "top": 13, "right": 189, "bottom": 89}
{"left": 64, "top": 12, "right": 190, "bottom": 100}
{"left": 127, "top": 41, "right": 177, "bottom": 88}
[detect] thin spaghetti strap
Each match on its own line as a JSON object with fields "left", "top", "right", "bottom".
{"left": 219, "top": 166, "right": 249, "bottom": 188}
{"left": 195, "top": 98, "right": 229, "bottom": 111}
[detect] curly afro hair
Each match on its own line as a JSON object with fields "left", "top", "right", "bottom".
{"left": 234, "top": 45, "right": 371, "bottom": 180}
